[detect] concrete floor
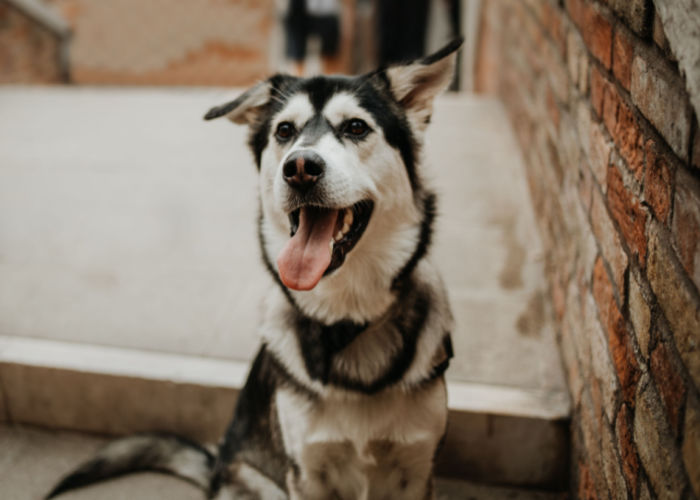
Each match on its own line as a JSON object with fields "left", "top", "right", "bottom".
{"left": 0, "top": 424, "right": 565, "bottom": 500}
{"left": 0, "top": 87, "right": 565, "bottom": 394}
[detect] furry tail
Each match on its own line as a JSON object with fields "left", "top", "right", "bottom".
{"left": 46, "top": 433, "right": 216, "bottom": 499}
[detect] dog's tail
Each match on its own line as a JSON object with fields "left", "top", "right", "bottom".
{"left": 46, "top": 433, "right": 217, "bottom": 499}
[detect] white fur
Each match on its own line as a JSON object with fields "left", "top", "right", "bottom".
{"left": 259, "top": 92, "right": 422, "bottom": 324}
{"left": 386, "top": 56, "right": 456, "bottom": 133}
{"left": 213, "top": 463, "right": 287, "bottom": 500}
{"left": 276, "top": 381, "right": 447, "bottom": 500}
{"left": 225, "top": 82, "right": 273, "bottom": 124}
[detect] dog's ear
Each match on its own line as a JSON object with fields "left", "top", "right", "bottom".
{"left": 203, "top": 79, "right": 276, "bottom": 125}
{"left": 385, "top": 38, "right": 463, "bottom": 129}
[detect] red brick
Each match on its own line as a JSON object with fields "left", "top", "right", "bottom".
{"left": 602, "top": 82, "right": 618, "bottom": 134}
{"left": 612, "top": 28, "right": 634, "bottom": 91}
{"left": 607, "top": 163, "right": 648, "bottom": 264}
{"left": 643, "top": 139, "right": 673, "bottom": 224}
{"left": 566, "top": 0, "right": 612, "bottom": 69}
{"left": 542, "top": 1, "right": 566, "bottom": 57}
{"left": 578, "top": 461, "right": 600, "bottom": 500}
{"left": 590, "top": 65, "right": 607, "bottom": 117}
{"left": 593, "top": 257, "right": 641, "bottom": 405}
{"left": 615, "top": 403, "right": 640, "bottom": 497}
{"left": 592, "top": 257, "right": 613, "bottom": 324}
{"left": 650, "top": 342, "right": 687, "bottom": 435}
{"left": 602, "top": 83, "right": 645, "bottom": 179}
{"left": 546, "top": 85, "right": 560, "bottom": 129}
{"left": 566, "top": 0, "right": 584, "bottom": 28}
{"left": 579, "top": 3, "right": 613, "bottom": 69}
{"left": 591, "top": 187, "right": 628, "bottom": 292}
{"left": 590, "top": 377, "right": 604, "bottom": 428}
{"left": 608, "top": 298, "right": 641, "bottom": 406}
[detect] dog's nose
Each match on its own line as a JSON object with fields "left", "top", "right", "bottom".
{"left": 283, "top": 150, "right": 325, "bottom": 190}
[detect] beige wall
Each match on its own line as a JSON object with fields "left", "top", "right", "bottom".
{"left": 48, "top": 0, "right": 274, "bottom": 86}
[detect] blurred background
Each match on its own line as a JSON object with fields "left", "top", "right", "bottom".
{"left": 0, "top": 0, "right": 481, "bottom": 88}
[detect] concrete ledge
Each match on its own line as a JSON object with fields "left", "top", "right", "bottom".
{"left": 0, "top": 335, "right": 569, "bottom": 489}
{"left": 438, "top": 411, "right": 569, "bottom": 490}
{"left": 1, "top": 424, "right": 567, "bottom": 500}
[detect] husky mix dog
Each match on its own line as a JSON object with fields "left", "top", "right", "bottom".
{"left": 47, "top": 40, "right": 461, "bottom": 500}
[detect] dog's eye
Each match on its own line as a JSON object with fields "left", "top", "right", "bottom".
{"left": 275, "top": 122, "right": 296, "bottom": 141}
{"left": 344, "top": 119, "right": 369, "bottom": 138}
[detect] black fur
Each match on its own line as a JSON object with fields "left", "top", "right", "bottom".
{"left": 420, "top": 38, "right": 464, "bottom": 66}
{"left": 248, "top": 75, "right": 299, "bottom": 169}
{"left": 358, "top": 75, "right": 422, "bottom": 191}
{"left": 325, "top": 286, "right": 432, "bottom": 394}
{"left": 235, "top": 73, "right": 420, "bottom": 191}
{"left": 391, "top": 191, "right": 437, "bottom": 291}
{"left": 298, "top": 113, "right": 338, "bottom": 146}
{"left": 214, "top": 346, "right": 291, "bottom": 493}
{"left": 293, "top": 314, "right": 368, "bottom": 384}
{"left": 46, "top": 434, "right": 216, "bottom": 499}
{"left": 427, "top": 335, "right": 454, "bottom": 382}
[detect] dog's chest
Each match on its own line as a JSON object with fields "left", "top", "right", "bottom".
{"left": 275, "top": 380, "right": 446, "bottom": 499}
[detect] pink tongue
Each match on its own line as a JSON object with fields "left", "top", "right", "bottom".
{"left": 277, "top": 207, "right": 338, "bottom": 291}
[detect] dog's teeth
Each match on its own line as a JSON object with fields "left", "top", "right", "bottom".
{"left": 344, "top": 209, "right": 353, "bottom": 227}
{"left": 335, "top": 230, "right": 343, "bottom": 241}
{"left": 329, "top": 239, "right": 334, "bottom": 253}
{"left": 342, "top": 223, "right": 350, "bottom": 234}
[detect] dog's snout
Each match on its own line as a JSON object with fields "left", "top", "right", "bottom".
{"left": 283, "top": 150, "right": 325, "bottom": 190}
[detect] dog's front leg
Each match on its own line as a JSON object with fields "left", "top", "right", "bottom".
{"left": 214, "top": 345, "right": 290, "bottom": 499}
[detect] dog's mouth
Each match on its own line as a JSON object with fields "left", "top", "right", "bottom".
{"left": 276, "top": 200, "right": 374, "bottom": 291}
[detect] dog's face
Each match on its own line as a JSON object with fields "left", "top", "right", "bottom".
{"left": 206, "top": 41, "right": 460, "bottom": 322}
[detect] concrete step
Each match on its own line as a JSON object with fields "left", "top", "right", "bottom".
{"left": 0, "top": 88, "right": 571, "bottom": 490}
{"left": 0, "top": 335, "right": 570, "bottom": 490}
{"left": 0, "top": 424, "right": 566, "bottom": 500}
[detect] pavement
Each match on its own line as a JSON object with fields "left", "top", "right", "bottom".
{"left": 0, "top": 424, "right": 565, "bottom": 500}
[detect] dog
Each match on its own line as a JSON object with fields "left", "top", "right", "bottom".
{"left": 47, "top": 39, "right": 461, "bottom": 500}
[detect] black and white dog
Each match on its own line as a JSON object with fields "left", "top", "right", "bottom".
{"left": 48, "top": 39, "right": 461, "bottom": 500}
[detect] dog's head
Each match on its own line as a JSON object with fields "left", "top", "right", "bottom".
{"left": 206, "top": 40, "right": 461, "bottom": 322}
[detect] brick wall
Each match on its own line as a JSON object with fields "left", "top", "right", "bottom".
{"left": 476, "top": 1, "right": 700, "bottom": 498}
{"left": 0, "top": 0, "right": 69, "bottom": 83}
